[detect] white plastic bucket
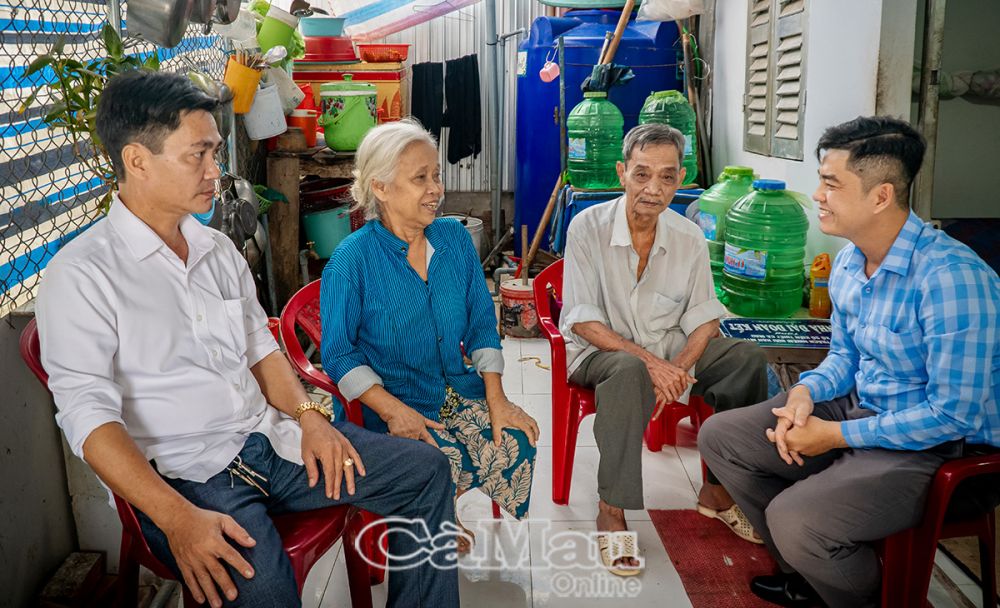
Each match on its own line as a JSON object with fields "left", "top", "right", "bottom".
{"left": 443, "top": 214, "right": 484, "bottom": 260}
{"left": 243, "top": 84, "right": 287, "bottom": 140}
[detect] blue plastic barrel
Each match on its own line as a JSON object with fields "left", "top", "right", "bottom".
{"left": 514, "top": 10, "right": 681, "bottom": 252}
{"left": 551, "top": 188, "right": 703, "bottom": 254}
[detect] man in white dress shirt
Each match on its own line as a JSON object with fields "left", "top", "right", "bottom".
{"left": 35, "top": 70, "right": 459, "bottom": 608}
{"left": 560, "top": 124, "right": 769, "bottom": 572}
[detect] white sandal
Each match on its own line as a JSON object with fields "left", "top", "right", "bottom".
{"left": 596, "top": 532, "right": 643, "bottom": 577}
{"left": 697, "top": 503, "right": 765, "bottom": 545}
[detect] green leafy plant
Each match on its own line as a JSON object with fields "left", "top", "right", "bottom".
{"left": 19, "top": 24, "right": 160, "bottom": 212}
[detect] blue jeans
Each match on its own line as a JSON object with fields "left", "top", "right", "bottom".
{"left": 137, "top": 422, "right": 459, "bottom": 608}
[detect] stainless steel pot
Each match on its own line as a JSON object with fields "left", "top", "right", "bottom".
{"left": 215, "top": 0, "right": 240, "bottom": 24}
{"left": 189, "top": 0, "right": 217, "bottom": 24}
{"left": 128, "top": 0, "right": 194, "bottom": 48}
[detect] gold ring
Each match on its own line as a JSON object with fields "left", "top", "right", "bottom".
{"left": 343, "top": 458, "right": 354, "bottom": 469}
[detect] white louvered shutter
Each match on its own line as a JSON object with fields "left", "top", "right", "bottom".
{"left": 770, "top": 0, "right": 807, "bottom": 159}
{"left": 743, "top": 0, "right": 772, "bottom": 154}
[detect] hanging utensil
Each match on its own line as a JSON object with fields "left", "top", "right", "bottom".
{"left": 215, "top": 0, "right": 239, "bottom": 24}
{"left": 189, "top": 0, "right": 217, "bottom": 24}
{"left": 128, "top": 0, "right": 195, "bottom": 48}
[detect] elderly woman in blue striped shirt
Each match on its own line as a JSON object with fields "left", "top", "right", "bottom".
{"left": 320, "top": 119, "right": 538, "bottom": 547}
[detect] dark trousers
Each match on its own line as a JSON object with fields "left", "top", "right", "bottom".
{"left": 569, "top": 337, "right": 768, "bottom": 509}
{"left": 138, "top": 424, "right": 459, "bottom": 608}
{"left": 411, "top": 62, "right": 444, "bottom": 141}
{"left": 699, "top": 392, "right": 960, "bottom": 608}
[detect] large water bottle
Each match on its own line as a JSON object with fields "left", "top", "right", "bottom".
{"left": 566, "top": 92, "right": 624, "bottom": 190}
{"left": 638, "top": 90, "right": 698, "bottom": 185}
{"left": 722, "top": 179, "right": 809, "bottom": 318}
{"left": 696, "top": 166, "right": 755, "bottom": 297}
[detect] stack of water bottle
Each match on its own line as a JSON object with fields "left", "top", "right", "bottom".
{"left": 561, "top": 85, "right": 824, "bottom": 319}
{"left": 565, "top": 89, "right": 700, "bottom": 189}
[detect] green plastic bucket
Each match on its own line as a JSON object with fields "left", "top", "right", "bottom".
{"left": 303, "top": 205, "right": 351, "bottom": 258}
{"left": 319, "top": 76, "right": 377, "bottom": 152}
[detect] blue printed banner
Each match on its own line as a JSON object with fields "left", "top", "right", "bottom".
{"left": 720, "top": 318, "right": 831, "bottom": 349}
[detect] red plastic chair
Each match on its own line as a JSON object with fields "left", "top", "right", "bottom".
{"left": 19, "top": 318, "right": 373, "bottom": 608}
{"left": 280, "top": 280, "right": 503, "bottom": 582}
{"left": 533, "top": 259, "right": 708, "bottom": 505}
{"left": 881, "top": 448, "right": 1000, "bottom": 608}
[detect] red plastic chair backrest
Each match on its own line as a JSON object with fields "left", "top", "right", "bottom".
{"left": 279, "top": 280, "right": 365, "bottom": 427}
{"left": 533, "top": 259, "right": 564, "bottom": 324}
{"left": 19, "top": 318, "right": 48, "bottom": 387}
{"left": 18, "top": 318, "right": 179, "bottom": 581}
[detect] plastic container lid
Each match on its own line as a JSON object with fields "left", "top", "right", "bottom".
{"left": 647, "top": 90, "right": 687, "bottom": 102}
{"left": 320, "top": 75, "right": 377, "bottom": 94}
{"left": 753, "top": 179, "right": 786, "bottom": 191}
{"left": 265, "top": 5, "right": 298, "bottom": 28}
{"left": 583, "top": 91, "right": 607, "bottom": 98}
{"left": 722, "top": 166, "right": 755, "bottom": 179}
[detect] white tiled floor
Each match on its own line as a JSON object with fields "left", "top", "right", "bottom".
{"left": 298, "top": 338, "right": 989, "bottom": 608}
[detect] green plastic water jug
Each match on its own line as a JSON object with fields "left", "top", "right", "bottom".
{"left": 697, "top": 166, "right": 755, "bottom": 296}
{"left": 566, "top": 92, "right": 624, "bottom": 190}
{"left": 722, "top": 179, "right": 809, "bottom": 318}
{"left": 638, "top": 90, "right": 698, "bottom": 185}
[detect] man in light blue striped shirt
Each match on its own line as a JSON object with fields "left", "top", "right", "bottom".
{"left": 700, "top": 116, "right": 1000, "bottom": 608}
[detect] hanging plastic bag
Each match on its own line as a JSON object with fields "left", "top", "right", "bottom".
{"left": 637, "top": 0, "right": 705, "bottom": 22}
{"left": 214, "top": 9, "right": 257, "bottom": 44}
{"left": 264, "top": 66, "right": 305, "bottom": 114}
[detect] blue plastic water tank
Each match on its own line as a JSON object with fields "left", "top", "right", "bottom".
{"left": 514, "top": 10, "right": 681, "bottom": 252}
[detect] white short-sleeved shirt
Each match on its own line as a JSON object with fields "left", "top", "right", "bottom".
{"left": 35, "top": 197, "right": 301, "bottom": 482}
{"left": 559, "top": 196, "right": 726, "bottom": 393}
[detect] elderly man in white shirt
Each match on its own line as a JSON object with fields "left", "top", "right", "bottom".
{"left": 35, "top": 71, "right": 459, "bottom": 608}
{"left": 561, "top": 124, "right": 769, "bottom": 574}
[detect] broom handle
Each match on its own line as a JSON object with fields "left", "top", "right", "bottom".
{"left": 523, "top": 176, "right": 564, "bottom": 284}
{"left": 521, "top": 224, "right": 530, "bottom": 285}
{"left": 600, "top": 0, "right": 636, "bottom": 65}
{"left": 524, "top": 0, "right": 631, "bottom": 282}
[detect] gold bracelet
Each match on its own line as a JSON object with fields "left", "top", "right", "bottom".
{"left": 294, "top": 401, "right": 333, "bottom": 422}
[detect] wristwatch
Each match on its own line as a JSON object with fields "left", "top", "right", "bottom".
{"left": 294, "top": 401, "right": 334, "bottom": 422}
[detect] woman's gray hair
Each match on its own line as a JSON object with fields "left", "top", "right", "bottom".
{"left": 622, "top": 123, "right": 686, "bottom": 164}
{"left": 350, "top": 118, "right": 438, "bottom": 220}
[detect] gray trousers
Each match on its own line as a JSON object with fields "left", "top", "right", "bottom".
{"left": 569, "top": 337, "right": 768, "bottom": 510}
{"left": 698, "top": 392, "right": 960, "bottom": 608}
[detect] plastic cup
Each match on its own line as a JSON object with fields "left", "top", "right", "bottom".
{"left": 288, "top": 109, "right": 318, "bottom": 148}
{"left": 257, "top": 5, "right": 298, "bottom": 54}
{"left": 223, "top": 57, "right": 262, "bottom": 114}
{"left": 539, "top": 61, "right": 560, "bottom": 82}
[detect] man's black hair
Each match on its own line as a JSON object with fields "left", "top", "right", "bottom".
{"left": 815, "top": 116, "right": 926, "bottom": 210}
{"left": 96, "top": 70, "right": 220, "bottom": 179}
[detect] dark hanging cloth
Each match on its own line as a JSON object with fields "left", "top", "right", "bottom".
{"left": 443, "top": 54, "right": 481, "bottom": 164}
{"left": 411, "top": 62, "right": 444, "bottom": 142}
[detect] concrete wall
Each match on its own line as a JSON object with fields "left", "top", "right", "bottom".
{"left": 712, "top": 0, "right": 901, "bottom": 263}
{"left": 0, "top": 314, "right": 76, "bottom": 608}
{"left": 920, "top": 0, "right": 1000, "bottom": 218}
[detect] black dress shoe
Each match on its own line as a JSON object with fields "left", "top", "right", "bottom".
{"left": 750, "top": 573, "right": 825, "bottom": 607}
